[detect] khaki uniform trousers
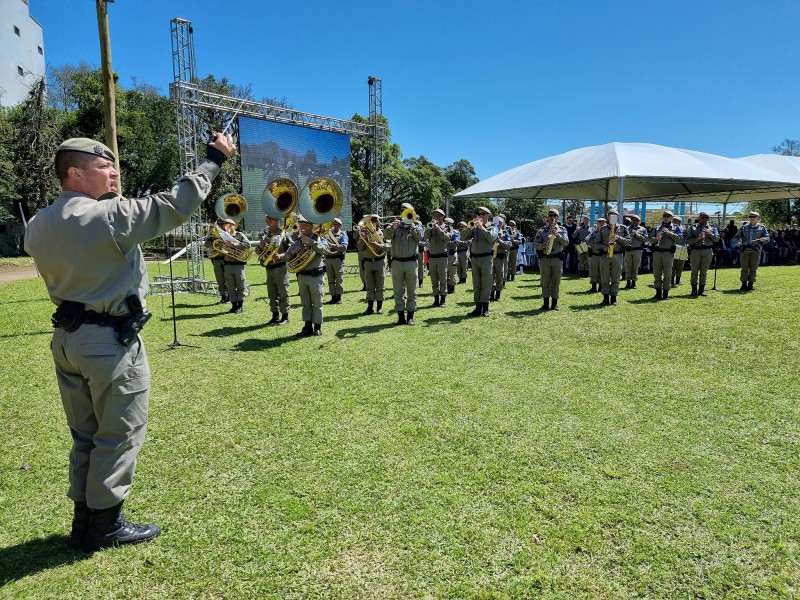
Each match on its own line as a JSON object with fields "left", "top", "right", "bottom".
{"left": 740, "top": 251, "right": 760, "bottom": 283}
{"left": 298, "top": 272, "right": 324, "bottom": 324}
{"left": 492, "top": 254, "right": 506, "bottom": 291}
{"left": 417, "top": 253, "right": 425, "bottom": 284}
{"left": 457, "top": 250, "right": 468, "bottom": 279}
{"left": 224, "top": 262, "right": 247, "bottom": 302}
{"left": 539, "top": 256, "right": 563, "bottom": 299}
{"left": 578, "top": 251, "right": 589, "bottom": 273}
{"left": 325, "top": 257, "right": 345, "bottom": 296}
{"left": 623, "top": 249, "right": 643, "bottom": 282}
{"left": 428, "top": 256, "right": 448, "bottom": 296}
{"left": 448, "top": 253, "right": 458, "bottom": 287}
{"left": 589, "top": 253, "right": 602, "bottom": 284}
{"left": 600, "top": 254, "right": 623, "bottom": 295}
{"left": 211, "top": 258, "right": 227, "bottom": 295}
{"left": 690, "top": 248, "right": 714, "bottom": 286}
{"left": 363, "top": 256, "right": 386, "bottom": 302}
{"left": 509, "top": 248, "right": 519, "bottom": 275}
{"left": 471, "top": 255, "right": 493, "bottom": 302}
{"left": 392, "top": 259, "right": 418, "bottom": 312}
{"left": 52, "top": 325, "right": 150, "bottom": 509}
{"left": 265, "top": 263, "right": 290, "bottom": 314}
{"left": 652, "top": 251, "right": 674, "bottom": 291}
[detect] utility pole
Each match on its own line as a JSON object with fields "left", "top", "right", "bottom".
{"left": 96, "top": 0, "right": 120, "bottom": 187}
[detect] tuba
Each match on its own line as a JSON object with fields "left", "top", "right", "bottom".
{"left": 262, "top": 178, "right": 299, "bottom": 219}
{"left": 215, "top": 193, "right": 248, "bottom": 223}
{"left": 287, "top": 178, "right": 343, "bottom": 273}
{"left": 358, "top": 216, "right": 386, "bottom": 258}
{"left": 210, "top": 225, "right": 254, "bottom": 263}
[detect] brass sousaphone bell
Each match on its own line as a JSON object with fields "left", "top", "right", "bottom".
{"left": 286, "top": 177, "right": 344, "bottom": 273}
{"left": 215, "top": 193, "right": 248, "bottom": 223}
{"left": 261, "top": 178, "right": 299, "bottom": 221}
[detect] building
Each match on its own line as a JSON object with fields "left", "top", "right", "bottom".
{"left": 0, "top": 0, "right": 45, "bottom": 108}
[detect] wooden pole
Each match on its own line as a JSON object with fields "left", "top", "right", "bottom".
{"left": 96, "top": 0, "right": 121, "bottom": 189}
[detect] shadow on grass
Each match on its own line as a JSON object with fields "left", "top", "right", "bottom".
{"left": 0, "top": 534, "right": 88, "bottom": 583}
{"left": 0, "top": 297, "right": 51, "bottom": 306}
{"left": 233, "top": 333, "right": 310, "bottom": 350}
{"left": 0, "top": 329, "right": 52, "bottom": 339}
{"left": 335, "top": 322, "right": 395, "bottom": 339}
{"left": 505, "top": 309, "right": 544, "bottom": 318}
{"left": 198, "top": 322, "right": 270, "bottom": 337}
{"left": 325, "top": 312, "right": 370, "bottom": 322}
{"left": 568, "top": 302, "right": 613, "bottom": 311}
{"left": 422, "top": 314, "right": 473, "bottom": 326}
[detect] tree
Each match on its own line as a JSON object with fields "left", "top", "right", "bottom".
{"left": 443, "top": 159, "right": 478, "bottom": 192}
{"left": 503, "top": 197, "right": 549, "bottom": 238}
{"left": 0, "top": 108, "right": 20, "bottom": 221}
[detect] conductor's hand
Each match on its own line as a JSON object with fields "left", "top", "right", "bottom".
{"left": 209, "top": 133, "right": 236, "bottom": 158}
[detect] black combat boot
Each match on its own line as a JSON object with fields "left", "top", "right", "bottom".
{"left": 740, "top": 282, "right": 748, "bottom": 291}
{"left": 551, "top": 298, "right": 560, "bottom": 311}
{"left": 481, "top": 302, "right": 490, "bottom": 316}
{"left": 540, "top": 298, "right": 550, "bottom": 311}
{"left": 82, "top": 502, "right": 161, "bottom": 552}
{"left": 601, "top": 294, "right": 610, "bottom": 305}
{"left": 631, "top": 280, "right": 637, "bottom": 289}
{"left": 396, "top": 311, "right": 406, "bottom": 325}
{"left": 267, "top": 312, "right": 279, "bottom": 325}
{"left": 376, "top": 301, "right": 383, "bottom": 314}
{"left": 277, "top": 313, "right": 289, "bottom": 325}
{"left": 432, "top": 295, "right": 440, "bottom": 307}
{"left": 459, "top": 277, "right": 467, "bottom": 284}
{"left": 418, "top": 279, "right": 424, "bottom": 287}
{"left": 495, "top": 290, "right": 501, "bottom": 301}
{"left": 406, "top": 311, "right": 416, "bottom": 326}
{"left": 699, "top": 285, "right": 707, "bottom": 296}
{"left": 365, "top": 301, "right": 374, "bottom": 315}
{"left": 662, "top": 289, "right": 670, "bottom": 300}
{"left": 447, "top": 285, "right": 455, "bottom": 294}
{"left": 219, "top": 294, "right": 230, "bottom": 304}
{"left": 468, "top": 303, "right": 481, "bottom": 317}
{"left": 68, "top": 501, "right": 91, "bottom": 549}
{"left": 232, "top": 301, "right": 243, "bottom": 314}
{"left": 675, "top": 274, "right": 682, "bottom": 285}
{"left": 296, "top": 322, "right": 313, "bottom": 337}
{"left": 653, "top": 289, "right": 662, "bottom": 300}
{"left": 313, "top": 323, "right": 322, "bottom": 336}
{"left": 439, "top": 295, "right": 446, "bottom": 308}
{"left": 690, "top": 284, "right": 698, "bottom": 297}
{"left": 610, "top": 295, "right": 618, "bottom": 305}
{"left": 333, "top": 295, "right": 342, "bottom": 305}
{"left": 747, "top": 282, "right": 754, "bottom": 291}
{"left": 589, "top": 283, "right": 598, "bottom": 293}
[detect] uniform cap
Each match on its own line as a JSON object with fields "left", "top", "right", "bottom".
{"left": 477, "top": 206, "right": 492, "bottom": 215}
{"left": 443, "top": 217, "right": 454, "bottom": 224}
{"left": 673, "top": 216, "right": 682, "bottom": 222}
{"left": 332, "top": 217, "right": 342, "bottom": 225}
{"left": 748, "top": 211, "right": 759, "bottom": 217}
{"left": 548, "top": 209, "right": 559, "bottom": 217}
{"left": 370, "top": 214, "right": 380, "bottom": 220}
{"left": 220, "top": 218, "right": 235, "bottom": 225}
{"left": 400, "top": 202, "right": 414, "bottom": 210}
{"left": 629, "top": 214, "right": 641, "bottom": 221}
{"left": 458, "top": 221, "right": 467, "bottom": 227}
{"left": 296, "top": 213, "right": 311, "bottom": 224}
{"left": 608, "top": 209, "right": 619, "bottom": 215}
{"left": 56, "top": 137, "right": 116, "bottom": 162}
{"left": 498, "top": 213, "right": 506, "bottom": 219}
{"left": 433, "top": 208, "right": 445, "bottom": 216}
{"left": 508, "top": 220, "right": 516, "bottom": 226}
{"left": 699, "top": 211, "right": 710, "bottom": 217}
{"left": 662, "top": 210, "right": 674, "bottom": 217}
{"left": 596, "top": 216, "right": 608, "bottom": 223}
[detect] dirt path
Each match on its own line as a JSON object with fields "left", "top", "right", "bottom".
{"left": 0, "top": 265, "right": 39, "bottom": 284}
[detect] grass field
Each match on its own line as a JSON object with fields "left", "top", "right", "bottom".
{"left": 1, "top": 257, "right": 798, "bottom": 599}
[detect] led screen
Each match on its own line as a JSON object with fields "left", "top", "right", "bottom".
{"left": 238, "top": 116, "right": 352, "bottom": 232}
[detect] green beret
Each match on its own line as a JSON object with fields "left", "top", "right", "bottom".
{"left": 56, "top": 137, "right": 116, "bottom": 162}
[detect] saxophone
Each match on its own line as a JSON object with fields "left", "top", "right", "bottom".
{"left": 546, "top": 221, "right": 557, "bottom": 255}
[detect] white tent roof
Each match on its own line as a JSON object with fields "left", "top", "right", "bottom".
{"left": 454, "top": 142, "right": 800, "bottom": 203}
{"left": 738, "top": 153, "right": 800, "bottom": 179}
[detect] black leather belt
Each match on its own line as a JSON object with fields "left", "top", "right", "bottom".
{"left": 627, "top": 247, "right": 643, "bottom": 251}
{"left": 266, "top": 261, "right": 286, "bottom": 270}
{"left": 328, "top": 254, "right": 345, "bottom": 260}
{"left": 457, "top": 249, "right": 468, "bottom": 253}
{"left": 471, "top": 251, "right": 492, "bottom": 258}
{"left": 495, "top": 252, "right": 507, "bottom": 258}
{"left": 653, "top": 248, "right": 675, "bottom": 253}
{"left": 82, "top": 311, "right": 128, "bottom": 329}
{"left": 298, "top": 267, "right": 325, "bottom": 276}
{"left": 539, "top": 252, "right": 564, "bottom": 259}
{"left": 428, "top": 252, "right": 448, "bottom": 259}
{"left": 393, "top": 255, "right": 418, "bottom": 262}
{"left": 691, "top": 246, "right": 714, "bottom": 251}
{"left": 363, "top": 256, "right": 385, "bottom": 262}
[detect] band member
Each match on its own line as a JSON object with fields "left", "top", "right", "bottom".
{"left": 385, "top": 206, "right": 424, "bottom": 325}
{"left": 456, "top": 221, "right": 470, "bottom": 283}
{"left": 507, "top": 220, "right": 524, "bottom": 281}
{"left": 650, "top": 210, "right": 682, "bottom": 300}
{"left": 24, "top": 132, "right": 234, "bottom": 550}
{"left": 573, "top": 215, "right": 591, "bottom": 278}
{"left": 205, "top": 218, "right": 229, "bottom": 304}
{"left": 358, "top": 214, "right": 389, "bottom": 314}
{"left": 444, "top": 217, "right": 459, "bottom": 293}
{"left": 274, "top": 213, "right": 332, "bottom": 336}
{"left": 623, "top": 214, "right": 648, "bottom": 289}
{"left": 671, "top": 216, "right": 686, "bottom": 286}
{"left": 564, "top": 215, "right": 578, "bottom": 274}
{"left": 595, "top": 209, "right": 629, "bottom": 305}
{"left": 732, "top": 211, "right": 770, "bottom": 291}
{"left": 462, "top": 206, "right": 498, "bottom": 316}
{"left": 532, "top": 209, "right": 569, "bottom": 310}
{"left": 259, "top": 215, "right": 291, "bottom": 325}
{"left": 587, "top": 217, "right": 605, "bottom": 293}
{"left": 324, "top": 217, "right": 348, "bottom": 304}
{"left": 220, "top": 218, "right": 250, "bottom": 314}
{"left": 424, "top": 208, "right": 453, "bottom": 307}
{"left": 491, "top": 217, "right": 512, "bottom": 301}
{"left": 685, "top": 211, "right": 720, "bottom": 296}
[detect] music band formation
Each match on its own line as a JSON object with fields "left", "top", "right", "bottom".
{"left": 206, "top": 195, "right": 772, "bottom": 334}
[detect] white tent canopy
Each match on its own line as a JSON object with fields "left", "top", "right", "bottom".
{"left": 454, "top": 142, "right": 800, "bottom": 203}
{"left": 738, "top": 153, "right": 800, "bottom": 180}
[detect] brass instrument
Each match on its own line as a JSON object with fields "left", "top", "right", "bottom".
{"left": 287, "top": 178, "right": 343, "bottom": 273}
{"left": 358, "top": 216, "right": 386, "bottom": 258}
{"left": 607, "top": 214, "right": 618, "bottom": 258}
{"left": 257, "top": 232, "right": 282, "bottom": 267}
{"left": 545, "top": 220, "right": 557, "bottom": 255}
{"left": 215, "top": 193, "right": 248, "bottom": 223}
{"left": 210, "top": 225, "right": 254, "bottom": 263}
{"left": 400, "top": 207, "right": 417, "bottom": 224}
{"left": 262, "top": 178, "right": 299, "bottom": 219}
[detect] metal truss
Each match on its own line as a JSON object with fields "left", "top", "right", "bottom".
{"left": 368, "top": 76, "right": 385, "bottom": 215}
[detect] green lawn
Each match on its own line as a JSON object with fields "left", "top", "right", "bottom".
{"left": 1, "top": 258, "right": 798, "bottom": 599}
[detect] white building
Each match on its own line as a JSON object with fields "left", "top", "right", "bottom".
{"left": 0, "top": 0, "right": 45, "bottom": 107}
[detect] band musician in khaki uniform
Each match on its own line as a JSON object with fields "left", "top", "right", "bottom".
{"left": 444, "top": 217, "right": 459, "bottom": 293}
{"left": 622, "top": 214, "right": 648, "bottom": 289}
{"left": 685, "top": 211, "right": 720, "bottom": 296}
{"left": 220, "top": 218, "right": 250, "bottom": 314}
{"left": 385, "top": 207, "right": 424, "bottom": 325}
{"left": 357, "top": 214, "right": 390, "bottom": 315}
{"left": 573, "top": 215, "right": 591, "bottom": 278}
{"left": 595, "top": 209, "right": 629, "bottom": 306}
{"left": 24, "top": 133, "right": 235, "bottom": 551}
{"left": 424, "top": 208, "right": 453, "bottom": 307}
{"left": 205, "top": 218, "right": 229, "bottom": 304}
{"left": 462, "top": 206, "right": 498, "bottom": 317}
{"left": 533, "top": 209, "right": 569, "bottom": 310}
{"left": 259, "top": 215, "right": 291, "bottom": 325}
{"left": 324, "top": 217, "right": 348, "bottom": 305}
{"left": 456, "top": 221, "right": 470, "bottom": 283}
{"left": 587, "top": 217, "right": 605, "bottom": 293}
{"left": 650, "top": 210, "right": 682, "bottom": 300}
{"left": 491, "top": 217, "right": 512, "bottom": 301}
{"left": 507, "top": 220, "right": 524, "bottom": 281}
{"left": 732, "top": 211, "right": 770, "bottom": 291}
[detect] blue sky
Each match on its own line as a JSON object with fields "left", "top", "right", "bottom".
{"left": 29, "top": 0, "right": 800, "bottom": 183}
